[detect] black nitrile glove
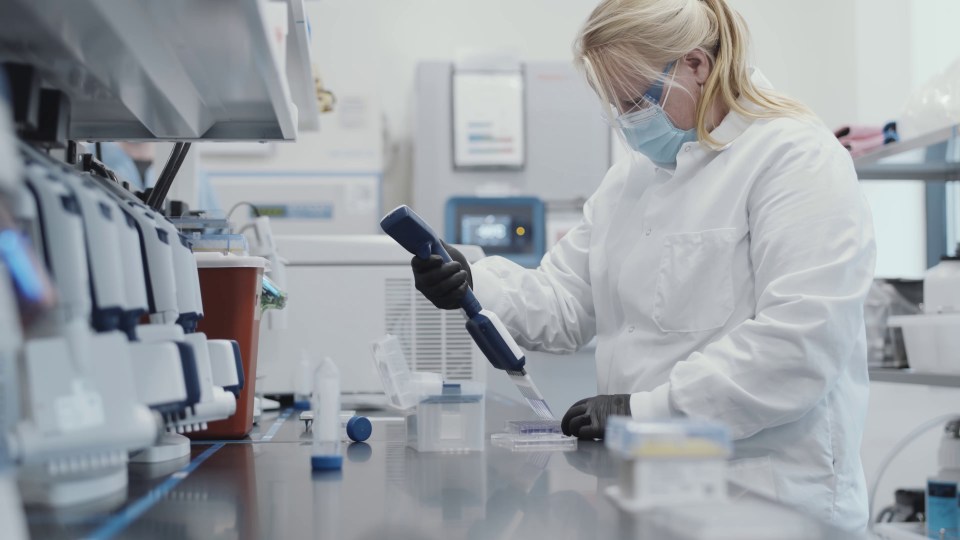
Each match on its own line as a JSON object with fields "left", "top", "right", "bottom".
{"left": 411, "top": 241, "right": 473, "bottom": 310}
{"left": 561, "top": 394, "right": 631, "bottom": 440}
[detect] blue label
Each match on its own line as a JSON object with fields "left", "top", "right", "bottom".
{"left": 253, "top": 203, "right": 334, "bottom": 220}
{"left": 927, "top": 480, "right": 959, "bottom": 538}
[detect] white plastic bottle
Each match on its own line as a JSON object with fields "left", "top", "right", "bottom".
{"left": 927, "top": 419, "right": 960, "bottom": 538}
{"left": 311, "top": 357, "right": 342, "bottom": 471}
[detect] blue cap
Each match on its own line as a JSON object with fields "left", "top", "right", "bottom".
{"left": 311, "top": 455, "right": 343, "bottom": 471}
{"left": 293, "top": 400, "right": 311, "bottom": 411}
{"left": 345, "top": 416, "right": 372, "bottom": 443}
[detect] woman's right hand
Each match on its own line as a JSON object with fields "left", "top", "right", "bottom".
{"left": 411, "top": 241, "right": 473, "bottom": 310}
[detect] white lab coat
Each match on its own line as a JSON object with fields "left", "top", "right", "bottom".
{"left": 472, "top": 77, "right": 876, "bottom": 531}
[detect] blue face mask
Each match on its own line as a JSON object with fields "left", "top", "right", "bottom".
{"left": 616, "top": 62, "right": 698, "bottom": 168}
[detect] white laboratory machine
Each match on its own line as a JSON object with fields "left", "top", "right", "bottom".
{"left": 260, "top": 235, "right": 486, "bottom": 407}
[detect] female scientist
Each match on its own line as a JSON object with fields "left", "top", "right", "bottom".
{"left": 410, "top": 0, "right": 875, "bottom": 530}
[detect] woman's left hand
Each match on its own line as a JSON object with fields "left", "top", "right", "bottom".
{"left": 561, "top": 394, "right": 631, "bottom": 439}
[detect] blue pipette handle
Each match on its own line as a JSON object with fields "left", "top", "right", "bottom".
{"left": 380, "top": 205, "right": 526, "bottom": 372}
{"left": 380, "top": 205, "right": 483, "bottom": 317}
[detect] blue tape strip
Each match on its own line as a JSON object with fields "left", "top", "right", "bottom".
{"left": 258, "top": 408, "right": 293, "bottom": 442}
{"left": 84, "top": 443, "right": 225, "bottom": 540}
{"left": 205, "top": 170, "right": 381, "bottom": 179}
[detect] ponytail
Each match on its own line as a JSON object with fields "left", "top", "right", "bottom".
{"left": 698, "top": 0, "right": 812, "bottom": 146}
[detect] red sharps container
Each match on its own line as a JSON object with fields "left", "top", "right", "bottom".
{"left": 191, "top": 253, "right": 267, "bottom": 439}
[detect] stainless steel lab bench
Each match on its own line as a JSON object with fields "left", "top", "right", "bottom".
{"left": 23, "top": 393, "right": 854, "bottom": 540}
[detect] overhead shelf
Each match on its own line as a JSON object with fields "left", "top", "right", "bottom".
{"left": 869, "top": 368, "right": 960, "bottom": 388}
{"left": 0, "top": 0, "right": 319, "bottom": 141}
{"left": 855, "top": 124, "right": 959, "bottom": 181}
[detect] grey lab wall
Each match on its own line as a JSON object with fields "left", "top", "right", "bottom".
{"left": 412, "top": 61, "right": 610, "bottom": 229}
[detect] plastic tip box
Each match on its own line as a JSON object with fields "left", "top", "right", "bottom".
{"left": 407, "top": 382, "right": 485, "bottom": 453}
{"left": 604, "top": 417, "right": 731, "bottom": 511}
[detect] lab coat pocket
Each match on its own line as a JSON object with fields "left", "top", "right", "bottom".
{"left": 727, "top": 455, "right": 779, "bottom": 502}
{"left": 653, "top": 228, "right": 736, "bottom": 333}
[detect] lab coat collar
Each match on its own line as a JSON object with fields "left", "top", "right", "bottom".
{"left": 648, "top": 68, "right": 770, "bottom": 174}
{"left": 706, "top": 67, "right": 771, "bottom": 151}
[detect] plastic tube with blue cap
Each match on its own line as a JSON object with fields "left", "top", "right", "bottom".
{"left": 311, "top": 357, "right": 342, "bottom": 471}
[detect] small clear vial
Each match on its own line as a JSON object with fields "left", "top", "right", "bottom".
{"left": 293, "top": 351, "right": 314, "bottom": 411}
{"left": 311, "top": 357, "right": 342, "bottom": 471}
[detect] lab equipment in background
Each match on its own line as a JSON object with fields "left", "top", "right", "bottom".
{"left": 876, "top": 489, "right": 926, "bottom": 524}
{"left": 414, "top": 60, "right": 609, "bottom": 240}
{"left": 12, "top": 157, "right": 160, "bottom": 506}
{"left": 452, "top": 64, "right": 525, "bottom": 170}
{"left": 0, "top": 155, "right": 27, "bottom": 538}
{"left": 124, "top": 202, "right": 239, "bottom": 443}
{"left": 381, "top": 205, "right": 554, "bottom": 420}
{"left": 81, "top": 160, "right": 243, "bottom": 455}
{"left": 193, "top": 252, "right": 267, "bottom": 439}
{"left": 445, "top": 197, "right": 545, "bottom": 268}
{"left": 604, "top": 417, "right": 731, "bottom": 512}
{"left": 889, "top": 255, "right": 960, "bottom": 375}
{"left": 311, "top": 357, "right": 342, "bottom": 471}
{"left": 864, "top": 280, "right": 922, "bottom": 368}
{"left": 261, "top": 235, "right": 487, "bottom": 406}
{"left": 208, "top": 172, "right": 380, "bottom": 235}
{"left": 924, "top": 256, "right": 960, "bottom": 314}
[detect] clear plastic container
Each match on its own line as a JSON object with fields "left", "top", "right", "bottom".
{"left": 407, "top": 382, "right": 485, "bottom": 453}
{"left": 371, "top": 334, "right": 443, "bottom": 410}
{"left": 605, "top": 416, "right": 731, "bottom": 459}
{"left": 189, "top": 233, "right": 249, "bottom": 255}
{"left": 491, "top": 432, "right": 577, "bottom": 452}
{"left": 604, "top": 417, "right": 731, "bottom": 511}
{"left": 889, "top": 314, "right": 960, "bottom": 375}
{"left": 371, "top": 335, "right": 418, "bottom": 410}
{"left": 491, "top": 420, "right": 575, "bottom": 452}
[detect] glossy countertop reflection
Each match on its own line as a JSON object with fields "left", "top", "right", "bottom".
{"left": 24, "top": 394, "right": 854, "bottom": 540}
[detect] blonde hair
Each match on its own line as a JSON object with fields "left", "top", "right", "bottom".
{"left": 574, "top": 0, "right": 812, "bottom": 147}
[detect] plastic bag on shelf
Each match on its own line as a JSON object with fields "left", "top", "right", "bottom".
{"left": 899, "top": 57, "right": 960, "bottom": 140}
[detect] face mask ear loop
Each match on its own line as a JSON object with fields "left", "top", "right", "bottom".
{"left": 660, "top": 61, "right": 680, "bottom": 108}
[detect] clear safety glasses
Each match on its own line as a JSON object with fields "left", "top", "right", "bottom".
{"left": 602, "top": 61, "right": 678, "bottom": 127}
